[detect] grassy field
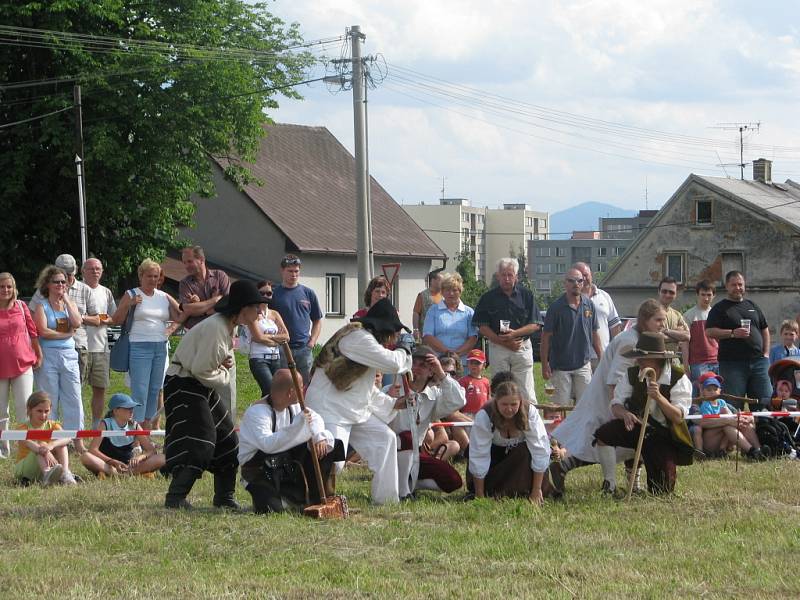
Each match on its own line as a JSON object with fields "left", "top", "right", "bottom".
{"left": 1, "top": 356, "right": 799, "bottom": 598}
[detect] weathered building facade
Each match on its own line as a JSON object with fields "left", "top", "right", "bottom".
{"left": 602, "top": 160, "right": 800, "bottom": 329}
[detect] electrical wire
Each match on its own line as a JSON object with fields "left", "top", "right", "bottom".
{"left": 0, "top": 105, "right": 70, "bottom": 129}
{"left": 387, "top": 63, "right": 800, "bottom": 155}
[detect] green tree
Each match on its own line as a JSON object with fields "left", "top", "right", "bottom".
{"left": 455, "top": 251, "right": 487, "bottom": 308}
{"left": 1, "top": 1, "right": 311, "bottom": 291}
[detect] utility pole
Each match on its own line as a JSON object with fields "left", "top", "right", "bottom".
{"left": 350, "top": 25, "right": 373, "bottom": 295}
{"left": 73, "top": 84, "right": 88, "bottom": 265}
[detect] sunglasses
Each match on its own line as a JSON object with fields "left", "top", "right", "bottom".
{"left": 259, "top": 289, "right": 273, "bottom": 297}
{"left": 51, "top": 280, "right": 67, "bottom": 285}
{"left": 281, "top": 257, "right": 302, "bottom": 267}
{"left": 565, "top": 277, "right": 584, "bottom": 284}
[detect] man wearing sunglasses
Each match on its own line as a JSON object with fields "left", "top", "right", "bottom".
{"left": 540, "top": 268, "right": 602, "bottom": 408}
{"left": 271, "top": 255, "right": 322, "bottom": 385}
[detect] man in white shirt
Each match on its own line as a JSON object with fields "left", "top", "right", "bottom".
{"left": 239, "top": 369, "right": 343, "bottom": 513}
{"left": 82, "top": 258, "right": 117, "bottom": 428}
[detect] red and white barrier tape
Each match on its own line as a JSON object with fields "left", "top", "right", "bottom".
{"left": 0, "top": 429, "right": 165, "bottom": 441}
{"left": 685, "top": 411, "right": 800, "bottom": 420}
{"left": 430, "top": 417, "right": 562, "bottom": 428}
{"left": 4, "top": 411, "right": 794, "bottom": 441}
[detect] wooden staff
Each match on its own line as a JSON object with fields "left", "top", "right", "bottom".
{"left": 626, "top": 367, "right": 656, "bottom": 501}
{"left": 282, "top": 343, "right": 348, "bottom": 519}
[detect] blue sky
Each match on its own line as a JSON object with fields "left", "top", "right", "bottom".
{"left": 268, "top": 1, "right": 800, "bottom": 213}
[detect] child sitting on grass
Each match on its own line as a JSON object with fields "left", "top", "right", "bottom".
{"left": 14, "top": 391, "right": 76, "bottom": 486}
{"left": 693, "top": 373, "right": 766, "bottom": 460}
{"left": 444, "top": 349, "right": 492, "bottom": 455}
{"left": 80, "top": 393, "right": 165, "bottom": 478}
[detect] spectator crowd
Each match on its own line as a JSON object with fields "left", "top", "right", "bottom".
{"left": 1, "top": 249, "right": 798, "bottom": 511}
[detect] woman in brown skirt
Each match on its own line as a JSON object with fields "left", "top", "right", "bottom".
{"left": 467, "top": 381, "right": 551, "bottom": 504}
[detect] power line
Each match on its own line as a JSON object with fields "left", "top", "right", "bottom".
{"left": 0, "top": 106, "right": 70, "bottom": 129}
{"left": 385, "top": 76, "right": 748, "bottom": 165}
{"left": 387, "top": 63, "right": 800, "bottom": 154}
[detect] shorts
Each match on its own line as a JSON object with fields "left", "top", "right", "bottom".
{"left": 14, "top": 453, "right": 42, "bottom": 481}
{"left": 86, "top": 351, "right": 110, "bottom": 388}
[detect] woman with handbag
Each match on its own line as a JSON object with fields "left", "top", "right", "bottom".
{"left": 112, "top": 259, "right": 181, "bottom": 429}
{"left": 0, "top": 272, "right": 43, "bottom": 457}
{"left": 32, "top": 266, "right": 83, "bottom": 445}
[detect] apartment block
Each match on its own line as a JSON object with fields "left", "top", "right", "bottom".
{"left": 402, "top": 199, "right": 548, "bottom": 283}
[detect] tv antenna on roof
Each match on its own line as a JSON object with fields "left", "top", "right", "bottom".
{"left": 440, "top": 176, "right": 446, "bottom": 200}
{"left": 710, "top": 122, "right": 761, "bottom": 180}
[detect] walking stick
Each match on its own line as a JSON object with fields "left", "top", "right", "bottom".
{"left": 626, "top": 367, "right": 656, "bottom": 501}
{"left": 282, "top": 343, "right": 348, "bottom": 519}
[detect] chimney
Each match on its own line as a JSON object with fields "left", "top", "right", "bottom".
{"left": 753, "top": 158, "right": 772, "bottom": 183}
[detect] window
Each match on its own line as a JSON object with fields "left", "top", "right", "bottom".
{"left": 596, "top": 263, "right": 605, "bottom": 272}
{"left": 537, "top": 279, "right": 551, "bottom": 291}
{"left": 555, "top": 247, "right": 566, "bottom": 257}
{"left": 597, "top": 247, "right": 607, "bottom": 257}
{"left": 526, "top": 217, "right": 534, "bottom": 227}
{"left": 612, "top": 246, "right": 626, "bottom": 256}
{"left": 535, "top": 247, "right": 551, "bottom": 257}
{"left": 325, "top": 274, "right": 344, "bottom": 316}
{"left": 664, "top": 253, "right": 684, "bottom": 283}
{"left": 536, "top": 263, "right": 553, "bottom": 274}
{"left": 556, "top": 263, "right": 566, "bottom": 274}
{"left": 721, "top": 252, "right": 744, "bottom": 278}
{"left": 540, "top": 218, "right": 547, "bottom": 229}
{"left": 696, "top": 199, "right": 712, "bottom": 225}
{"left": 462, "top": 213, "right": 470, "bottom": 223}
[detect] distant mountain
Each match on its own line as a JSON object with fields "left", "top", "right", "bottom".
{"left": 548, "top": 202, "right": 638, "bottom": 239}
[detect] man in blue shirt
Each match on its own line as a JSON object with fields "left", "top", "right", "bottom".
{"left": 541, "top": 268, "right": 602, "bottom": 407}
{"left": 271, "top": 255, "right": 323, "bottom": 385}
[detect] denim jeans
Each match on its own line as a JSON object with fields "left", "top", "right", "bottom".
{"left": 35, "top": 346, "right": 83, "bottom": 430}
{"left": 129, "top": 341, "right": 168, "bottom": 423}
{"left": 249, "top": 355, "right": 281, "bottom": 396}
{"left": 719, "top": 357, "right": 773, "bottom": 404}
{"left": 280, "top": 345, "right": 313, "bottom": 385}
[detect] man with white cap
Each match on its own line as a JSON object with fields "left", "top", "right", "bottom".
{"left": 30, "top": 253, "right": 99, "bottom": 384}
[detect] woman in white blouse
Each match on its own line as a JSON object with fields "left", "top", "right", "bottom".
{"left": 468, "top": 380, "right": 550, "bottom": 504}
{"left": 113, "top": 259, "right": 181, "bottom": 428}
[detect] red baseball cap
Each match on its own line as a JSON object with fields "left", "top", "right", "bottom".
{"left": 467, "top": 349, "right": 486, "bottom": 363}
{"left": 698, "top": 371, "right": 723, "bottom": 386}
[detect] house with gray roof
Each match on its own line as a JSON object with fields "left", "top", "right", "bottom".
{"left": 182, "top": 123, "right": 445, "bottom": 342}
{"left": 601, "top": 159, "right": 800, "bottom": 330}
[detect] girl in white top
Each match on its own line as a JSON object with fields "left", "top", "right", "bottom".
{"left": 113, "top": 259, "right": 182, "bottom": 427}
{"left": 469, "top": 381, "right": 550, "bottom": 505}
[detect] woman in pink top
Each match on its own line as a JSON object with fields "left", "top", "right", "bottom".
{"left": 0, "top": 272, "right": 42, "bottom": 457}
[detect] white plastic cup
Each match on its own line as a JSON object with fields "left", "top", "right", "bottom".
{"left": 500, "top": 320, "right": 511, "bottom": 333}
{"left": 740, "top": 319, "right": 751, "bottom": 334}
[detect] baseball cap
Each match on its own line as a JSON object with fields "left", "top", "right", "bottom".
{"left": 108, "top": 393, "right": 141, "bottom": 410}
{"left": 55, "top": 253, "right": 77, "bottom": 275}
{"left": 467, "top": 349, "right": 486, "bottom": 363}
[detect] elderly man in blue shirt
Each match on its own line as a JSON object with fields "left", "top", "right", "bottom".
{"left": 541, "top": 267, "right": 603, "bottom": 407}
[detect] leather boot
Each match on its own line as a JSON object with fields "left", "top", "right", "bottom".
{"left": 165, "top": 467, "right": 200, "bottom": 509}
{"left": 212, "top": 469, "right": 242, "bottom": 510}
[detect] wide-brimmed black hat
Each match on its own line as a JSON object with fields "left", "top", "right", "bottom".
{"left": 622, "top": 331, "right": 675, "bottom": 359}
{"left": 214, "top": 280, "right": 267, "bottom": 315}
{"left": 352, "top": 298, "right": 410, "bottom": 334}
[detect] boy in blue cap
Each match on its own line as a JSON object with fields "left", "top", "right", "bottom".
{"left": 80, "top": 393, "right": 165, "bottom": 477}
{"left": 693, "top": 372, "right": 766, "bottom": 460}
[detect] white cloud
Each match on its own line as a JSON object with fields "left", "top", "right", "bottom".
{"left": 269, "top": 1, "right": 800, "bottom": 213}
